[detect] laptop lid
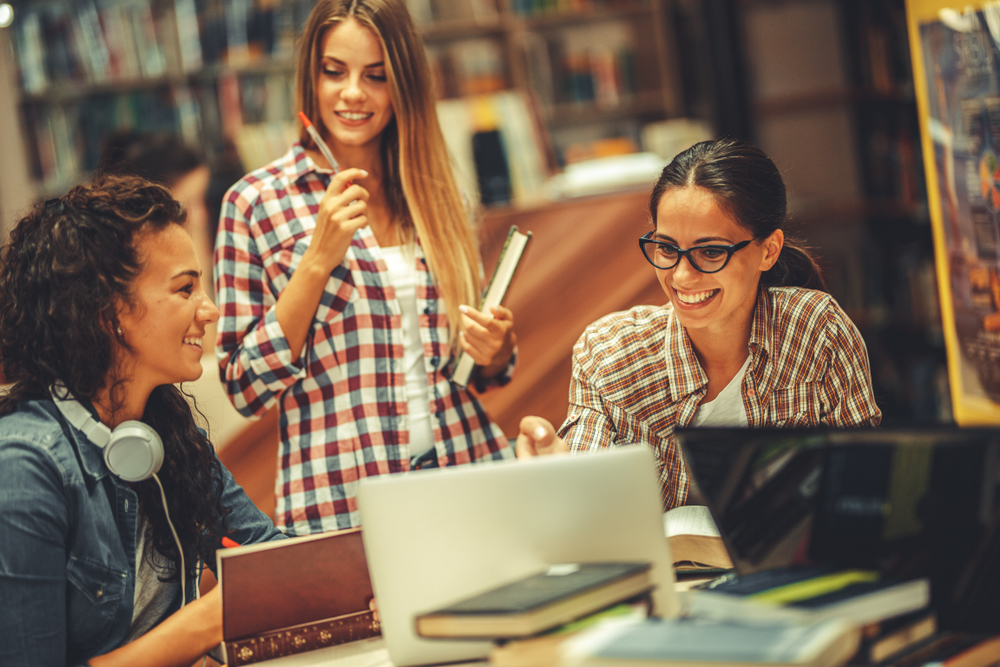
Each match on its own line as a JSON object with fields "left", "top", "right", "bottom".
{"left": 357, "top": 446, "right": 678, "bottom": 666}
{"left": 676, "top": 427, "right": 1000, "bottom": 632}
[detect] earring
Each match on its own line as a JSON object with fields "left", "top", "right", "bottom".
{"left": 117, "top": 326, "right": 123, "bottom": 337}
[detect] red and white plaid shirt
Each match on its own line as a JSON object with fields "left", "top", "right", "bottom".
{"left": 215, "top": 143, "right": 514, "bottom": 535}
{"left": 558, "top": 287, "right": 882, "bottom": 510}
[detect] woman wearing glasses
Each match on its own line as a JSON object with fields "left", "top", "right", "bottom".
{"left": 516, "top": 138, "right": 880, "bottom": 509}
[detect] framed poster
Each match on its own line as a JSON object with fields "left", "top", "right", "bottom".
{"left": 907, "top": 0, "right": 1000, "bottom": 423}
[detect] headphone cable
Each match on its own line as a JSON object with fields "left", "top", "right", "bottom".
{"left": 151, "top": 472, "right": 185, "bottom": 606}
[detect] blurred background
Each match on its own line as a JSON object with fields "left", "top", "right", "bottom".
{"left": 0, "top": 0, "right": 944, "bottom": 513}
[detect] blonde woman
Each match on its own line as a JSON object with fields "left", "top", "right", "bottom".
{"left": 215, "top": 0, "right": 516, "bottom": 536}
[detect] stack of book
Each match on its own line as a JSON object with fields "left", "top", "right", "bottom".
{"left": 685, "top": 566, "right": 931, "bottom": 627}
{"left": 683, "top": 565, "right": 1000, "bottom": 666}
{"left": 414, "top": 562, "right": 654, "bottom": 640}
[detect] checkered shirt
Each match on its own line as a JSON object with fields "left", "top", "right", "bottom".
{"left": 558, "top": 287, "right": 882, "bottom": 510}
{"left": 215, "top": 143, "right": 514, "bottom": 535}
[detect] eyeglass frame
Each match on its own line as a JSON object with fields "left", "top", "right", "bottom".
{"left": 639, "top": 231, "right": 753, "bottom": 274}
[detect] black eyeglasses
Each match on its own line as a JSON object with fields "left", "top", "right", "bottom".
{"left": 639, "top": 232, "right": 752, "bottom": 274}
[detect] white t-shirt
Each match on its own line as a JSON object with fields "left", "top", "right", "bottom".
{"left": 380, "top": 246, "right": 436, "bottom": 459}
{"left": 690, "top": 355, "right": 751, "bottom": 427}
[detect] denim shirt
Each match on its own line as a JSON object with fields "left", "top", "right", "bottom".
{"left": 0, "top": 398, "right": 284, "bottom": 666}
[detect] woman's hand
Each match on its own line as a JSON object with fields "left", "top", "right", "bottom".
{"left": 88, "top": 584, "right": 223, "bottom": 667}
{"left": 516, "top": 416, "right": 570, "bottom": 458}
{"left": 459, "top": 304, "right": 516, "bottom": 378}
{"left": 300, "top": 168, "right": 371, "bottom": 275}
{"left": 277, "top": 168, "right": 370, "bottom": 359}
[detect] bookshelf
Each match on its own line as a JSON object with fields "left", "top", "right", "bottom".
{"left": 731, "top": 0, "right": 948, "bottom": 424}
{"left": 6, "top": 0, "right": 683, "bottom": 197}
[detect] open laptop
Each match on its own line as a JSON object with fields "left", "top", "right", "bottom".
{"left": 675, "top": 426, "right": 1000, "bottom": 633}
{"left": 356, "top": 446, "right": 677, "bottom": 666}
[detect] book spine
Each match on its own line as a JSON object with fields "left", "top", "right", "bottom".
{"left": 226, "top": 610, "right": 381, "bottom": 667}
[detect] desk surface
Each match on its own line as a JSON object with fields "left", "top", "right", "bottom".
{"left": 251, "top": 577, "right": 717, "bottom": 667}
{"left": 252, "top": 637, "right": 488, "bottom": 667}
{"left": 252, "top": 637, "right": 394, "bottom": 667}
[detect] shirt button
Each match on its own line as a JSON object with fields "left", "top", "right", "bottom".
{"left": 124, "top": 500, "right": 129, "bottom": 511}
{"left": 424, "top": 307, "right": 432, "bottom": 315}
{"left": 747, "top": 389, "right": 756, "bottom": 397}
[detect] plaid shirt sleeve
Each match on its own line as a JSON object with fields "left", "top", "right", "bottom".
{"left": 819, "top": 300, "right": 882, "bottom": 427}
{"left": 557, "top": 308, "right": 688, "bottom": 508}
{"left": 214, "top": 178, "right": 308, "bottom": 417}
{"left": 558, "top": 349, "right": 618, "bottom": 452}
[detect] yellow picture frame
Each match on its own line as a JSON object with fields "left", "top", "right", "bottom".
{"left": 906, "top": 0, "right": 1000, "bottom": 423}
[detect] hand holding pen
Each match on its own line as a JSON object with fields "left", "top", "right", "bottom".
{"left": 297, "top": 113, "right": 370, "bottom": 275}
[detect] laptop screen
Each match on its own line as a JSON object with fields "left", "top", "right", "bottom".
{"left": 676, "top": 427, "right": 1000, "bottom": 632}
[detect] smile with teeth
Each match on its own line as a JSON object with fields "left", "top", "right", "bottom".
{"left": 183, "top": 337, "right": 203, "bottom": 347}
{"left": 336, "top": 111, "right": 372, "bottom": 120}
{"left": 676, "top": 289, "right": 718, "bottom": 304}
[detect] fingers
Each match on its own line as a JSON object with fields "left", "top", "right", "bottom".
{"left": 329, "top": 167, "right": 369, "bottom": 193}
{"left": 515, "top": 416, "right": 567, "bottom": 458}
{"left": 459, "top": 304, "right": 514, "bottom": 366}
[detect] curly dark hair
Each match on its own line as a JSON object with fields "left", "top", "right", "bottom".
{"left": 0, "top": 173, "right": 230, "bottom": 582}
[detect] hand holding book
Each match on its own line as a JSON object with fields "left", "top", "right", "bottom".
{"left": 458, "top": 303, "right": 516, "bottom": 378}
{"left": 451, "top": 226, "right": 531, "bottom": 388}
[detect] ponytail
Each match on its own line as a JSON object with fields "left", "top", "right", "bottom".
{"left": 763, "top": 238, "right": 827, "bottom": 291}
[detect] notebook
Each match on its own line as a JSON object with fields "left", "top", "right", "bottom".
{"left": 675, "top": 426, "right": 1000, "bottom": 632}
{"left": 356, "top": 446, "right": 677, "bottom": 666}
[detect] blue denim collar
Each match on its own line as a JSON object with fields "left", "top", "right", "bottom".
{"left": 41, "top": 398, "right": 111, "bottom": 482}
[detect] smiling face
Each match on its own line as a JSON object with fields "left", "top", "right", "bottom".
{"left": 116, "top": 224, "right": 219, "bottom": 394}
{"left": 653, "top": 186, "right": 783, "bottom": 336}
{"left": 315, "top": 17, "right": 395, "bottom": 155}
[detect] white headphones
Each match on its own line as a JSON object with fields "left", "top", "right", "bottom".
{"left": 50, "top": 385, "right": 164, "bottom": 482}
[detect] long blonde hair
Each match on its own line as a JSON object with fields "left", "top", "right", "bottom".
{"left": 296, "top": 0, "right": 482, "bottom": 349}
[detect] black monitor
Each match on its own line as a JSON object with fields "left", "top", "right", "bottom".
{"left": 675, "top": 427, "right": 1000, "bottom": 632}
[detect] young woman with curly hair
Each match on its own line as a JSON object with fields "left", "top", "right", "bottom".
{"left": 0, "top": 174, "right": 283, "bottom": 666}
{"left": 516, "top": 139, "right": 881, "bottom": 509}
{"left": 216, "top": 0, "right": 516, "bottom": 536}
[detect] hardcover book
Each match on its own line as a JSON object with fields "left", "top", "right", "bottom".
{"left": 450, "top": 225, "right": 531, "bottom": 388}
{"left": 415, "top": 562, "right": 653, "bottom": 639}
{"left": 663, "top": 505, "right": 733, "bottom": 572}
{"left": 687, "top": 566, "right": 930, "bottom": 626}
{"left": 210, "top": 527, "right": 380, "bottom": 666}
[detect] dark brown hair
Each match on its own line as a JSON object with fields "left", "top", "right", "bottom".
{"left": 0, "top": 173, "right": 230, "bottom": 582}
{"left": 649, "top": 138, "right": 826, "bottom": 291}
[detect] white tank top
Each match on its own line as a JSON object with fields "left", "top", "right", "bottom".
{"left": 380, "top": 246, "right": 436, "bottom": 459}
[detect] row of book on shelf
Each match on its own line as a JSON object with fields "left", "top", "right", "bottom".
{"left": 423, "top": 27, "right": 639, "bottom": 110}
{"left": 12, "top": 0, "right": 646, "bottom": 98}
{"left": 24, "top": 74, "right": 549, "bottom": 208}
{"left": 12, "top": 0, "right": 320, "bottom": 93}
{"left": 404, "top": 0, "right": 648, "bottom": 25}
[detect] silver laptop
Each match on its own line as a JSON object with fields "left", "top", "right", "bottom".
{"left": 357, "top": 446, "right": 678, "bottom": 666}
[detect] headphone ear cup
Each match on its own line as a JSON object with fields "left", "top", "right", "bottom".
{"left": 104, "top": 421, "right": 164, "bottom": 482}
